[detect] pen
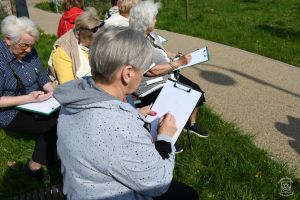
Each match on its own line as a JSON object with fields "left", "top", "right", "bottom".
{"left": 174, "top": 52, "right": 183, "bottom": 59}
{"left": 147, "top": 103, "right": 157, "bottom": 116}
{"left": 158, "top": 112, "right": 169, "bottom": 126}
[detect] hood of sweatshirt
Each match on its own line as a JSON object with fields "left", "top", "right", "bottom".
{"left": 62, "top": 7, "right": 83, "bottom": 23}
{"left": 53, "top": 77, "right": 123, "bottom": 114}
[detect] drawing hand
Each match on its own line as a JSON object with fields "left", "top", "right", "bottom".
{"left": 158, "top": 113, "right": 177, "bottom": 137}
{"left": 177, "top": 54, "right": 192, "bottom": 66}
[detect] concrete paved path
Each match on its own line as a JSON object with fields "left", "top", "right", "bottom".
{"left": 26, "top": 0, "right": 300, "bottom": 175}
{"left": 27, "top": 1, "right": 61, "bottom": 35}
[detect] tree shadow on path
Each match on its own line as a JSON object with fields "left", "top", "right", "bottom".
{"left": 275, "top": 116, "right": 300, "bottom": 155}
{"left": 195, "top": 63, "right": 300, "bottom": 99}
{"left": 199, "top": 69, "right": 237, "bottom": 86}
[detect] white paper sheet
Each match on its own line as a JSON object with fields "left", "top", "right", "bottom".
{"left": 145, "top": 80, "right": 202, "bottom": 144}
{"left": 174, "top": 47, "right": 209, "bottom": 71}
{"left": 16, "top": 97, "right": 60, "bottom": 116}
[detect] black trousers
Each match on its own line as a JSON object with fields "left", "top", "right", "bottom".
{"left": 138, "top": 74, "right": 205, "bottom": 108}
{"left": 153, "top": 180, "right": 199, "bottom": 200}
{"left": 5, "top": 111, "right": 58, "bottom": 165}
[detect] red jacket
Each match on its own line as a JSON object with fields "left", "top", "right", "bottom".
{"left": 57, "top": 7, "right": 83, "bottom": 38}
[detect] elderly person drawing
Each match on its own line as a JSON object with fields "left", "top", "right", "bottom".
{"left": 54, "top": 27, "right": 198, "bottom": 200}
{"left": 130, "top": 0, "right": 208, "bottom": 138}
{"left": 0, "top": 16, "right": 57, "bottom": 183}
{"left": 49, "top": 7, "right": 102, "bottom": 84}
{"left": 104, "top": 0, "right": 138, "bottom": 27}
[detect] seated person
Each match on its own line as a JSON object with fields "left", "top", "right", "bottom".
{"left": 104, "top": 0, "right": 119, "bottom": 20}
{"left": 0, "top": 16, "right": 57, "bottom": 183}
{"left": 57, "top": 0, "right": 84, "bottom": 38}
{"left": 129, "top": 0, "right": 208, "bottom": 137}
{"left": 49, "top": 7, "right": 102, "bottom": 84}
{"left": 54, "top": 27, "right": 198, "bottom": 200}
{"left": 104, "top": 0, "right": 138, "bottom": 27}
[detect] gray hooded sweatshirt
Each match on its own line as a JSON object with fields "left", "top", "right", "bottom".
{"left": 53, "top": 77, "right": 175, "bottom": 200}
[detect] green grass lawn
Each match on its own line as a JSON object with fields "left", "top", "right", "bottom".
{"left": 35, "top": 0, "right": 300, "bottom": 67}
{"left": 35, "top": 0, "right": 110, "bottom": 17}
{"left": 35, "top": 31, "right": 57, "bottom": 67}
{"left": 1, "top": 104, "right": 300, "bottom": 199}
{"left": 157, "top": 0, "right": 300, "bottom": 67}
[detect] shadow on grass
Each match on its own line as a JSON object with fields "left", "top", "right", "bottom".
{"left": 4, "top": 130, "right": 37, "bottom": 141}
{"left": 0, "top": 161, "right": 42, "bottom": 199}
{"left": 275, "top": 116, "right": 300, "bottom": 154}
{"left": 256, "top": 24, "right": 300, "bottom": 40}
{"left": 0, "top": 160, "right": 62, "bottom": 199}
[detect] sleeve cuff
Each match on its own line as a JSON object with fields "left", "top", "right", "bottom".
{"left": 157, "top": 134, "right": 173, "bottom": 143}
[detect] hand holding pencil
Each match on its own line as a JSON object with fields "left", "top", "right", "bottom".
{"left": 158, "top": 113, "right": 177, "bottom": 137}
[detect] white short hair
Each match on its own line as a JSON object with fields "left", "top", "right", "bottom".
{"left": 129, "top": 0, "right": 160, "bottom": 32}
{"left": 1, "top": 15, "right": 39, "bottom": 43}
{"left": 90, "top": 27, "right": 153, "bottom": 82}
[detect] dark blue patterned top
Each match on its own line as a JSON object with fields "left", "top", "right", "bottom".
{"left": 0, "top": 40, "right": 51, "bottom": 127}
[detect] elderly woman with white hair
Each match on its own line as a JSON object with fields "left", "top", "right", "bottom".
{"left": 104, "top": 0, "right": 138, "bottom": 27}
{"left": 0, "top": 15, "right": 57, "bottom": 184}
{"left": 130, "top": 0, "right": 208, "bottom": 138}
{"left": 49, "top": 7, "right": 103, "bottom": 84}
{"left": 54, "top": 27, "right": 198, "bottom": 200}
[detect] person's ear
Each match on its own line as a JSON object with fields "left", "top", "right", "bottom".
{"left": 4, "top": 36, "right": 13, "bottom": 46}
{"left": 121, "top": 64, "right": 134, "bottom": 85}
{"left": 74, "top": 29, "right": 80, "bottom": 39}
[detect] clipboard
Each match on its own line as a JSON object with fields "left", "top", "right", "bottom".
{"left": 145, "top": 79, "right": 202, "bottom": 144}
{"left": 16, "top": 97, "right": 60, "bottom": 116}
{"left": 174, "top": 47, "right": 209, "bottom": 71}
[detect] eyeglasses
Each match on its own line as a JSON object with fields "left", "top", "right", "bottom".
{"left": 16, "top": 42, "right": 34, "bottom": 50}
{"left": 90, "top": 26, "right": 100, "bottom": 33}
{"left": 80, "top": 26, "right": 99, "bottom": 34}
{"left": 80, "top": 22, "right": 105, "bottom": 34}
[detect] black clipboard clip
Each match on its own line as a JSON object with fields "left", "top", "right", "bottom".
{"left": 173, "top": 82, "right": 191, "bottom": 93}
{"left": 203, "top": 48, "right": 208, "bottom": 58}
